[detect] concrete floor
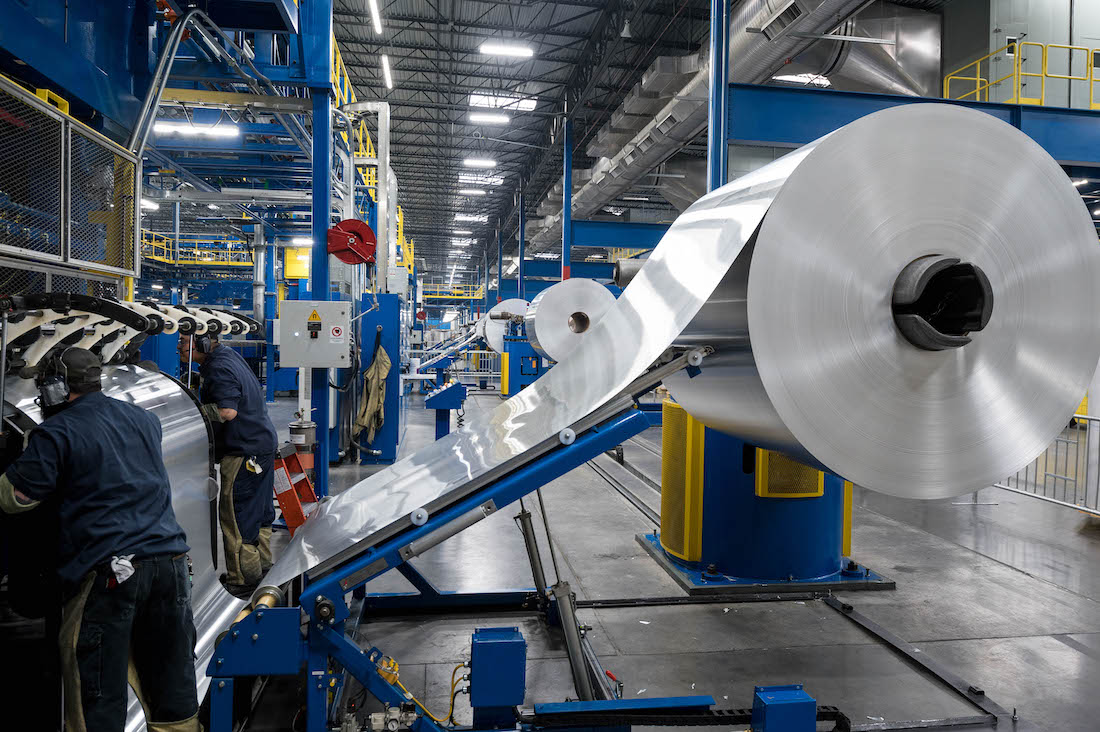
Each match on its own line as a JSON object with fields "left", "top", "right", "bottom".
{"left": 252, "top": 392, "right": 1100, "bottom": 731}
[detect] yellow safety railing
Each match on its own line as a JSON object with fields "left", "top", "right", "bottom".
{"left": 422, "top": 283, "right": 486, "bottom": 300}
{"left": 609, "top": 247, "right": 647, "bottom": 261}
{"left": 141, "top": 230, "right": 253, "bottom": 267}
{"left": 333, "top": 39, "right": 379, "bottom": 200}
{"left": 945, "top": 40, "right": 1100, "bottom": 109}
{"left": 394, "top": 207, "right": 415, "bottom": 274}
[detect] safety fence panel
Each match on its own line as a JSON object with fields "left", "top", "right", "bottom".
{"left": 0, "top": 76, "right": 139, "bottom": 278}
{"left": 995, "top": 414, "right": 1100, "bottom": 517}
{"left": 0, "top": 256, "right": 121, "bottom": 299}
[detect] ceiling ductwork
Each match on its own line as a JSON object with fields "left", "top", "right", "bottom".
{"left": 525, "top": 0, "right": 935, "bottom": 251}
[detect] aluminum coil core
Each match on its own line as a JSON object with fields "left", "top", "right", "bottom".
{"left": 525, "top": 278, "right": 616, "bottom": 362}
{"left": 664, "top": 103, "right": 1100, "bottom": 499}
{"left": 483, "top": 298, "right": 529, "bottom": 353}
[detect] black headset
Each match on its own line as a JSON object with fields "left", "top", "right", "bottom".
{"left": 194, "top": 332, "right": 212, "bottom": 354}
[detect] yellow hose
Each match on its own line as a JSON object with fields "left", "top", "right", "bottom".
{"left": 395, "top": 678, "right": 454, "bottom": 725}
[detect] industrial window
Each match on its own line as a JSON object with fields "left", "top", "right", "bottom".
{"left": 1006, "top": 36, "right": 1017, "bottom": 56}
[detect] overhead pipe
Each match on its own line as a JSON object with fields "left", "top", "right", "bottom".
{"left": 343, "top": 101, "right": 391, "bottom": 292}
{"left": 528, "top": 0, "right": 917, "bottom": 249}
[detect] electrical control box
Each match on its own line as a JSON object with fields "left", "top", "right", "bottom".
{"left": 278, "top": 300, "right": 351, "bottom": 368}
{"left": 470, "top": 627, "right": 527, "bottom": 711}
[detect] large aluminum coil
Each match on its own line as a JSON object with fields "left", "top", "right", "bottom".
{"left": 264, "top": 104, "right": 1100, "bottom": 589}
{"left": 525, "top": 278, "right": 616, "bottom": 362}
{"left": 665, "top": 103, "right": 1100, "bottom": 498}
{"left": 482, "top": 297, "right": 529, "bottom": 353}
{"left": 2, "top": 366, "right": 243, "bottom": 732}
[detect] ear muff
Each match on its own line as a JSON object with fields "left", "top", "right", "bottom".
{"left": 36, "top": 350, "right": 71, "bottom": 409}
{"left": 195, "top": 333, "right": 212, "bottom": 354}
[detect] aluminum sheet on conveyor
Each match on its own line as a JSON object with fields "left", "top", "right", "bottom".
{"left": 265, "top": 104, "right": 1100, "bottom": 586}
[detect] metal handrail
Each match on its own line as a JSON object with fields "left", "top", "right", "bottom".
{"left": 945, "top": 40, "right": 1100, "bottom": 109}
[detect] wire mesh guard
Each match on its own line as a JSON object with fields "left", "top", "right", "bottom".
{"left": 0, "top": 261, "right": 119, "bottom": 299}
{"left": 0, "top": 85, "right": 63, "bottom": 259}
{"left": 0, "top": 79, "right": 137, "bottom": 276}
{"left": 69, "top": 127, "right": 136, "bottom": 272}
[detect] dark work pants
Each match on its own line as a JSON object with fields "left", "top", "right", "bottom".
{"left": 60, "top": 554, "right": 199, "bottom": 731}
{"left": 219, "top": 451, "right": 276, "bottom": 585}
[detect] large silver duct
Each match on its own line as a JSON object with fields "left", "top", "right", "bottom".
{"left": 527, "top": 0, "right": 929, "bottom": 250}
{"left": 2, "top": 366, "right": 244, "bottom": 732}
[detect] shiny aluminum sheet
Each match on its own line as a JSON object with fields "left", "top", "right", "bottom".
{"left": 482, "top": 298, "right": 529, "bottom": 353}
{"left": 665, "top": 103, "right": 1100, "bottom": 498}
{"left": 3, "top": 366, "right": 243, "bottom": 732}
{"left": 266, "top": 103, "right": 1100, "bottom": 588}
{"left": 525, "top": 278, "right": 616, "bottom": 363}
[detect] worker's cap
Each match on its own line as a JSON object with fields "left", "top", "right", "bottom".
{"left": 59, "top": 347, "right": 102, "bottom": 387}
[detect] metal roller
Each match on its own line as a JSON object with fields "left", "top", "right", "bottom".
{"left": 664, "top": 103, "right": 1100, "bottom": 499}
{"left": 482, "top": 298, "right": 528, "bottom": 353}
{"left": 1, "top": 367, "right": 244, "bottom": 731}
{"left": 524, "top": 279, "right": 615, "bottom": 363}
{"left": 264, "top": 103, "right": 1100, "bottom": 591}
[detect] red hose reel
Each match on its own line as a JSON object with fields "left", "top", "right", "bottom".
{"left": 326, "top": 218, "right": 377, "bottom": 265}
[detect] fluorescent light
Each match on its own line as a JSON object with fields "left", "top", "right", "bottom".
{"left": 453, "top": 229, "right": 473, "bottom": 235}
{"left": 291, "top": 237, "right": 313, "bottom": 245}
{"left": 455, "top": 214, "right": 488, "bottom": 222}
{"left": 153, "top": 121, "right": 240, "bottom": 138}
{"left": 459, "top": 172, "right": 504, "bottom": 186}
{"left": 151, "top": 284, "right": 164, "bottom": 290}
{"left": 469, "top": 93, "right": 537, "bottom": 111}
{"left": 381, "top": 55, "right": 394, "bottom": 90}
{"left": 367, "top": 0, "right": 383, "bottom": 34}
{"left": 452, "top": 240, "right": 471, "bottom": 247}
{"left": 1094, "top": 208, "right": 1100, "bottom": 216}
{"left": 1075, "top": 179, "right": 1089, "bottom": 187}
{"left": 469, "top": 112, "right": 510, "bottom": 124}
{"left": 458, "top": 188, "right": 487, "bottom": 196}
{"left": 141, "top": 199, "right": 160, "bottom": 210}
{"left": 534, "top": 252, "right": 560, "bottom": 259}
{"left": 463, "top": 158, "right": 497, "bottom": 168}
{"left": 622, "top": 196, "right": 649, "bottom": 201}
{"left": 480, "top": 42, "right": 534, "bottom": 58}
{"left": 207, "top": 203, "right": 219, "bottom": 210}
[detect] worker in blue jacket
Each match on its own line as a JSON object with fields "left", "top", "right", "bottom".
{"left": 179, "top": 331, "right": 278, "bottom": 597}
{"left": 0, "top": 348, "right": 199, "bottom": 732}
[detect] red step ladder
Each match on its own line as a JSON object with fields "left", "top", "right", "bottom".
{"left": 273, "top": 444, "right": 317, "bottom": 535}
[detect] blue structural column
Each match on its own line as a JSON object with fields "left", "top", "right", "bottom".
{"left": 707, "top": 0, "right": 730, "bottom": 192}
{"left": 497, "top": 229, "right": 504, "bottom": 303}
{"left": 517, "top": 192, "right": 525, "bottom": 300}
{"left": 264, "top": 241, "right": 277, "bottom": 404}
{"left": 306, "top": 0, "right": 333, "bottom": 497}
{"left": 561, "top": 118, "right": 573, "bottom": 280}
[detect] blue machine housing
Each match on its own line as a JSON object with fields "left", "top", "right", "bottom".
{"left": 425, "top": 379, "right": 467, "bottom": 440}
{"left": 751, "top": 685, "right": 816, "bottom": 732}
{"left": 501, "top": 334, "right": 547, "bottom": 398}
{"left": 470, "top": 627, "right": 528, "bottom": 728}
{"left": 359, "top": 293, "right": 406, "bottom": 464}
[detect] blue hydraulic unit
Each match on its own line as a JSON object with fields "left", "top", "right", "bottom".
{"left": 358, "top": 293, "right": 406, "bottom": 464}
{"left": 425, "top": 379, "right": 466, "bottom": 440}
{"left": 470, "top": 627, "right": 527, "bottom": 728}
{"left": 752, "top": 685, "right": 816, "bottom": 732}
{"left": 638, "top": 401, "right": 893, "bottom": 594}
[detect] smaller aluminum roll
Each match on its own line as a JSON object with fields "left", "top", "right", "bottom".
{"left": 613, "top": 257, "right": 647, "bottom": 288}
{"left": 525, "top": 279, "right": 616, "bottom": 362}
{"left": 483, "top": 298, "right": 529, "bottom": 353}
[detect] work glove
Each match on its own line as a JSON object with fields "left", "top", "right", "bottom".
{"left": 200, "top": 403, "right": 226, "bottom": 423}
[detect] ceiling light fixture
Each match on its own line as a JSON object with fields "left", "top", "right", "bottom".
{"left": 463, "top": 158, "right": 497, "bottom": 168}
{"left": 381, "top": 55, "right": 394, "bottom": 90}
{"left": 458, "top": 172, "right": 504, "bottom": 186}
{"left": 469, "top": 93, "right": 537, "bottom": 111}
{"left": 458, "top": 189, "right": 487, "bottom": 196}
{"left": 367, "top": 0, "right": 383, "bottom": 34}
{"left": 1075, "top": 179, "right": 1089, "bottom": 187}
{"left": 622, "top": 195, "right": 649, "bottom": 201}
{"left": 151, "top": 284, "right": 164, "bottom": 290}
{"left": 479, "top": 42, "right": 534, "bottom": 58}
{"left": 140, "top": 199, "right": 160, "bottom": 210}
{"left": 453, "top": 229, "right": 473, "bottom": 235}
{"left": 468, "top": 112, "right": 510, "bottom": 124}
{"left": 455, "top": 214, "right": 488, "bottom": 222}
{"left": 153, "top": 121, "right": 240, "bottom": 138}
